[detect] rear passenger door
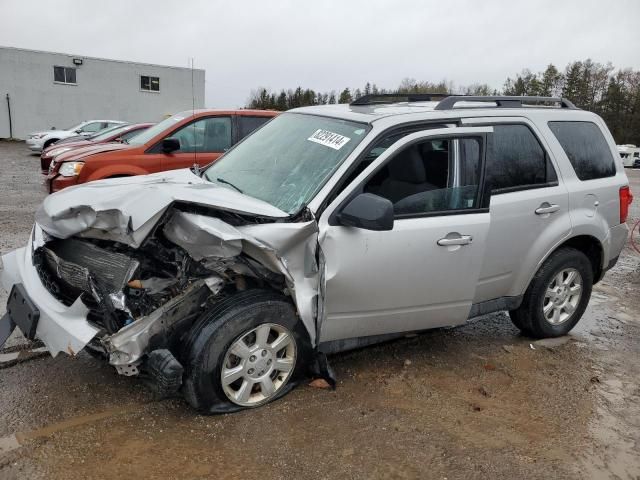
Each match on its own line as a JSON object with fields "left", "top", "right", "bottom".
{"left": 461, "top": 118, "right": 571, "bottom": 304}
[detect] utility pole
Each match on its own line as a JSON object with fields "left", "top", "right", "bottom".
{"left": 5, "top": 94, "right": 13, "bottom": 139}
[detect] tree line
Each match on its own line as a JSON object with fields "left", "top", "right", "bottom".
{"left": 246, "top": 59, "right": 640, "bottom": 144}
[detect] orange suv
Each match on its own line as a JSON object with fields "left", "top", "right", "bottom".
{"left": 46, "top": 109, "right": 277, "bottom": 193}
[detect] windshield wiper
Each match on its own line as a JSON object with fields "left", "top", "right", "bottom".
{"left": 216, "top": 177, "right": 243, "bottom": 194}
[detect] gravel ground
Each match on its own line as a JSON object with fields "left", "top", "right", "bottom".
{"left": 0, "top": 140, "right": 638, "bottom": 480}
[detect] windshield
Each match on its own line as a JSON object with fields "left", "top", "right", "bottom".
{"left": 90, "top": 124, "right": 131, "bottom": 142}
{"left": 203, "top": 113, "right": 369, "bottom": 214}
{"left": 127, "top": 113, "right": 188, "bottom": 146}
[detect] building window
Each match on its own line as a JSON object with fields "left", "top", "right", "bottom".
{"left": 141, "top": 75, "right": 160, "bottom": 92}
{"left": 53, "top": 66, "right": 77, "bottom": 84}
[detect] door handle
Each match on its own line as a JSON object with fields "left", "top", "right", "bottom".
{"left": 437, "top": 235, "right": 473, "bottom": 246}
{"left": 535, "top": 203, "right": 560, "bottom": 215}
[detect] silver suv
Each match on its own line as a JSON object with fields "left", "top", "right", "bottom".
{"left": 0, "top": 95, "right": 631, "bottom": 412}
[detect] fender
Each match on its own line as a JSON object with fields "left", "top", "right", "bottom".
{"left": 85, "top": 164, "right": 149, "bottom": 182}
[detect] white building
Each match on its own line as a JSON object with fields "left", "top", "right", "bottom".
{"left": 0, "top": 46, "right": 205, "bottom": 139}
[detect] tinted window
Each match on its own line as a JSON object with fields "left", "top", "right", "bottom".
{"left": 239, "top": 116, "right": 270, "bottom": 138}
{"left": 548, "top": 121, "right": 616, "bottom": 180}
{"left": 487, "top": 125, "right": 557, "bottom": 193}
{"left": 364, "top": 137, "right": 482, "bottom": 216}
{"left": 170, "top": 117, "right": 232, "bottom": 153}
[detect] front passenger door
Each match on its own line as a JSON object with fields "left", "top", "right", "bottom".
{"left": 161, "top": 116, "right": 232, "bottom": 171}
{"left": 318, "top": 127, "right": 494, "bottom": 343}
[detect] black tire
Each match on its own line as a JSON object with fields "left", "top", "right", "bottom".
{"left": 182, "top": 290, "right": 311, "bottom": 414}
{"left": 43, "top": 138, "right": 58, "bottom": 149}
{"left": 509, "top": 247, "right": 593, "bottom": 338}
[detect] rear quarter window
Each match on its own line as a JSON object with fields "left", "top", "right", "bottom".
{"left": 547, "top": 121, "right": 616, "bottom": 181}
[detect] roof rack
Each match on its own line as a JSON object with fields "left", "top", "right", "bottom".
{"left": 350, "top": 93, "right": 449, "bottom": 106}
{"left": 434, "top": 96, "right": 577, "bottom": 110}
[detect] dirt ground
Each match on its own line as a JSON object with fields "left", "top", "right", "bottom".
{"left": 0, "top": 140, "right": 638, "bottom": 480}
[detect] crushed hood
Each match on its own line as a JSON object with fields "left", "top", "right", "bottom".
{"left": 35, "top": 169, "right": 289, "bottom": 247}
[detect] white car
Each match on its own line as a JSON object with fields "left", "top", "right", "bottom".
{"left": 25, "top": 120, "right": 126, "bottom": 153}
{"left": 617, "top": 144, "right": 640, "bottom": 168}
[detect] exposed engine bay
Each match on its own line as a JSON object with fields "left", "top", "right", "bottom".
{"left": 0, "top": 169, "right": 322, "bottom": 385}
{"left": 31, "top": 203, "right": 318, "bottom": 376}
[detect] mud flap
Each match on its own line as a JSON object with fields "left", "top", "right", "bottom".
{"left": 0, "top": 313, "right": 16, "bottom": 348}
{"left": 310, "top": 351, "right": 337, "bottom": 389}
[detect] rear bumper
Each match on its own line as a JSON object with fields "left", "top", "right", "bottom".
{"left": 0, "top": 228, "right": 100, "bottom": 355}
{"left": 599, "top": 223, "right": 629, "bottom": 280}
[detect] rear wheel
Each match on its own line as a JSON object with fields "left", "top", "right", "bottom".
{"left": 509, "top": 247, "right": 593, "bottom": 338}
{"left": 183, "top": 290, "right": 309, "bottom": 413}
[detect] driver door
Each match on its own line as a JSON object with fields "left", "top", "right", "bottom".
{"left": 318, "top": 127, "right": 493, "bottom": 342}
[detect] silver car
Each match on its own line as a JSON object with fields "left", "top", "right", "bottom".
{"left": 0, "top": 95, "right": 631, "bottom": 412}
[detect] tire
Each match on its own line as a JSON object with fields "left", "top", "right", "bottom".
{"left": 182, "top": 290, "right": 310, "bottom": 414}
{"left": 43, "top": 138, "right": 58, "bottom": 149}
{"left": 509, "top": 247, "right": 593, "bottom": 338}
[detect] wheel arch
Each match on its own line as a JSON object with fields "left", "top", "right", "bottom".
{"left": 85, "top": 165, "right": 148, "bottom": 181}
{"left": 526, "top": 234, "right": 604, "bottom": 294}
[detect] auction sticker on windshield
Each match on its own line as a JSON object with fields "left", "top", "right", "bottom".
{"left": 307, "top": 129, "right": 351, "bottom": 150}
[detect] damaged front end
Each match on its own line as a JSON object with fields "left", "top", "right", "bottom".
{"left": 0, "top": 170, "right": 321, "bottom": 391}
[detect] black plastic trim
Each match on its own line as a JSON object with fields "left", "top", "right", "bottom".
{"left": 468, "top": 295, "right": 523, "bottom": 318}
{"left": 435, "top": 96, "right": 577, "bottom": 110}
{"left": 350, "top": 93, "right": 450, "bottom": 106}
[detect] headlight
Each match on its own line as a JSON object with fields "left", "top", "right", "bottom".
{"left": 58, "top": 161, "right": 85, "bottom": 177}
{"left": 32, "top": 134, "right": 46, "bottom": 139}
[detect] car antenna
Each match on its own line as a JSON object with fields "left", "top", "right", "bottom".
{"left": 190, "top": 57, "right": 201, "bottom": 176}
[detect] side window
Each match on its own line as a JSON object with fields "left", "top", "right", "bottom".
{"left": 325, "top": 124, "right": 451, "bottom": 207}
{"left": 239, "top": 116, "right": 270, "bottom": 139}
{"left": 363, "top": 137, "right": 482, "bottom": 216}
{"left": 487, "top": 124, "right": 557, "bottom": 193}
{"left": 548, "top": 121, "right": 616, "bottom": 181}
{"left": 168, "top": 117, "right": 232, "bottom": 153}
{"left": 80, "top": 122, "right": 103, "bottom": 133}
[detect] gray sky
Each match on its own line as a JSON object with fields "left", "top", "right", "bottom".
{"left": 2, "top": 0, "right": 639, "bottom": 107}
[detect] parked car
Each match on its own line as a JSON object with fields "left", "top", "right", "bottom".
{"left": 40, "top": 123, "right": 154, "bottom": 173}
{"left": 26, "top": 120, "right": 126, "bottom": 153}
{"left": 617, "top": 144, "right": 640, "bottom": 168}
{"left": 1, "top": 95, "right": 630, "bottom": 413}
{"left": 44, "top": 109, "right": 277, "bottom": 193}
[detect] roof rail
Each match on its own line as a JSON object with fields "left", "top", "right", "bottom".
{"left": 434, "top": 96, "right": 577, "bottom": 110}
{"left": 350, "top": 93, "right": 449, "bottom": 106}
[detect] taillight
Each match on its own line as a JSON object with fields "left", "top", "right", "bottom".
{"left": 620, "top": 186, "right": 633, "bottom": 223}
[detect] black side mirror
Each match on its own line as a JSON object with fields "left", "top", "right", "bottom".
{"left": 162, "top": 138, "right": 180, "bottom": 153}
{"left": 338, "top": 193, "right": 394, "bottom": 231}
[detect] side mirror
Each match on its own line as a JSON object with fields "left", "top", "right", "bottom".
{"left": 75, "top": 129, "right": 83, "bottom": 134}
{"left": 337, "top": 193, "right": 394, "bottom": 231}
{"left": 162, "top": 138, "right": 180, "bottom": 153}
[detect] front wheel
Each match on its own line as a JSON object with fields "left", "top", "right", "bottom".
{"left": 183, "top": 290, "right": 309, "bottom": 413}
{"left": 509, "top": 247, "right": 593, "bottom": 338}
